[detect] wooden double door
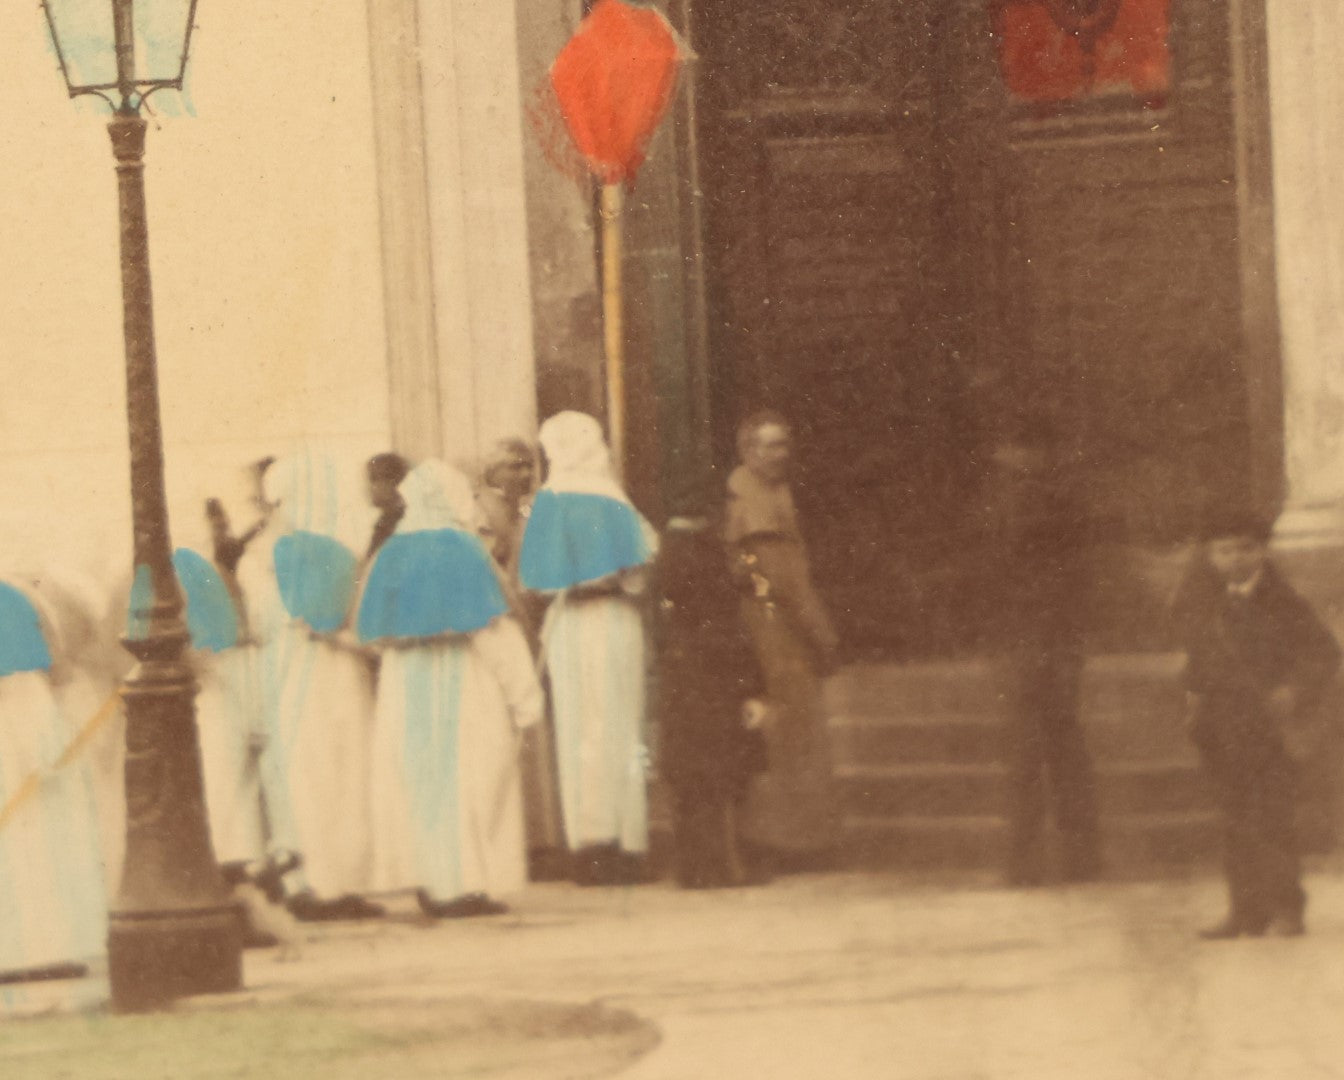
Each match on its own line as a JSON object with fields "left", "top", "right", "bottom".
{"left": 693, "top": 1, "right": 1005, "bottom": 656}
{"left": 691, "top": 0, "right": 1257, "bottom": 657}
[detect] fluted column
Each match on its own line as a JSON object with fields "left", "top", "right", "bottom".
{"left": 365, "top": 0, "right": 540, "bottom": 464}
{"left": 1265, "top": 1, "right": 1344, "bottom": 548}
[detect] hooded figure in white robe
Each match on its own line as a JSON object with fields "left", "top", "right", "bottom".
{"left": 18, "top": 568, "right": 125, "bottom": 901}
{"left": 518, "top": 412, "right": 657, "bottom": 884}
{"left": 0, "top": 581, "right": 107, "bottom": 979}
{"left": 245, "top": 448, "right": 378, "bottom": 919}
{"left": 128, "top": 548, "right": 264, "bottom": 870}
{"left": 358, "top": 460, "right": 543, "bottom": 917}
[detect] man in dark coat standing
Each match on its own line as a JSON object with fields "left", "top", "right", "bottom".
{"left": 656, "top": 512, "right": 769, "bottom": 888}
{"left": 1174, "top": 509, "right": 1340, "bottom": 938}
{"left": 991, "top": 421, "right": 1101, "bottom": 886}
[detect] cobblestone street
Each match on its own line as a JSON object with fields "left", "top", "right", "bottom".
{"left": 4, "top": 867, "right": 1344, "bottom": 1078}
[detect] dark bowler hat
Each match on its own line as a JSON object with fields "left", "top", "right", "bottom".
{"left": 1198, "top": 507, "right": 1275, "bottom": 543}
{"left": 367, "top": 452, "right": 410, "bottom": 486}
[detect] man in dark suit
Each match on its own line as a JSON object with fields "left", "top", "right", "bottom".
{"left": 991, "top": 420, "right": 1101, "bottom": 886}
{"left": 1175, "top": 509, "right": 1340, "bottom": 939}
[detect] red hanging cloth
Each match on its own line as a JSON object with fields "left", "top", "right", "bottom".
{"left": 994, "top": 0, "right": 1171, "bottom": 105}
{"left": 548, "top": 0, "right": 688, "bottom": 187}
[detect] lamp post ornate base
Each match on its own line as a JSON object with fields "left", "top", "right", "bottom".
{"left": 105, "top": 109, "right": 243, "bottom": 1013}
{"left": 107, "top": 638, "right": 242, "bottom": 1013}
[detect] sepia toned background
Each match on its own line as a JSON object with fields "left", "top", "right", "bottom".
{"left": 2, "top": 2, "right": 1344, "bottom": 1074}
{"left": 2, "top": 2, "right": 1342, "bottom": 648}
{"left": 0, "top": 0, "right": 1342, "bottom": 837}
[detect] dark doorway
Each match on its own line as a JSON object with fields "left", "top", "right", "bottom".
{"left": 693, "top": 1, "right": 997, "bottom": 657}
{"left": 691, "top": 0, "right": 1258, "bottom": 658}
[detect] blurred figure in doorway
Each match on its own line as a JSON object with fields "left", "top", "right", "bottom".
{"left": 476, "top": 438, "right": 567, "bottom": 879}
{"left": 990, "top": 417, "right": 1100, "bottom": 886}
{"left": 726, "top": 411, "right": 840, "bottom": 872}
{"left": 657, "top": 502, "right": 769, "bottom": 888}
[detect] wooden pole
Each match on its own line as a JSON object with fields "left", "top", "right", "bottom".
{"left": 600, "top": 182, "right": 626, "bottom": 479}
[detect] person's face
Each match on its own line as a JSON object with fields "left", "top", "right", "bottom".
{"left": 745, "top": 423, "right": 791, "bottom": 483}
{"left": 368, "top": 474, "right": 401, "bottom": 512}
{"left": 490, "top": 453, "right": 536, "bottom": 502}
{"left": 1207, "top": 536, "right": 1267, "bottom": 586}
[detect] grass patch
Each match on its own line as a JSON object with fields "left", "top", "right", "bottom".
{"left": 0, "top": 995, "right": 659, "bottom": 1080}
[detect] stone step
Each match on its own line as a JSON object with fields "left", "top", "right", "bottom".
{"left": 840, "top": 815, "right": 1007, "bottom": 869}
{"left": 828, "top": 710, "right": 1192, "bottom": 767}
{"left": 826, "top": 653, "right": 1186, "bottom": 723}
{"left": 836, "top": 760, "right": 1212, "bottom": 819}
{"left": 825, "top": 659, "right": 1000, "bottom": 720}
{"left": 839, "top": 812, "right": 1224, "bottom": 872}
{"left": 643, "top": 653, "right": 1338, "bottom": 878}
{"left": 829, "top": 714, "right": 1006, "bottom": 767}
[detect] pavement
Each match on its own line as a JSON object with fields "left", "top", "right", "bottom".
{"left": 4, "top": 866, "right": 1344, "bottom": 1079}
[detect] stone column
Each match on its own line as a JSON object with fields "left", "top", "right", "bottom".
{"left": 366, "top": 0, "right": 540, "bottom": 465}
{"left": 1265, "top": 1, "right": 1344, "bottom": 550}
{"left": 365, "top": 0, "right": 442, "bottom": 462}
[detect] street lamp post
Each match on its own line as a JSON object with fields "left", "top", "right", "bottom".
{"left": 40, "top": 0, "right": 242, "bottom": 1011}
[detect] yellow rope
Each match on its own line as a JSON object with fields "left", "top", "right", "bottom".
{"left": 0, "top": 690, "right": 122, "bottom": 834}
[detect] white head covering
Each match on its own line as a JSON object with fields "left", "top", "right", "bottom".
{"left": 262, "top": 445, "right": 346, "bottom": 540}
{"left": 243, "top": 444, "right": 361, "bottom": 642}
{"left": 535, "top": 412, "right": 659, "bottom": 558}
{"left": 538, "top": 411, "right": 630, "bottom": 505}
{"left": 398, "top": 460, "right": 480, "bottom": 534}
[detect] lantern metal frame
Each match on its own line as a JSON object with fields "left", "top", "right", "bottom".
{"left": 40, "top": 0, "right": 199, "bottom": 112}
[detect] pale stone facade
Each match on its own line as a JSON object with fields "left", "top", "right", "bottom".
{"left": 1266, "top": 1, "right": 1344, "bottom": 545}
{"left": 0, "top": 0, "right": 601, "bottom": 592}
{"left": 0, "top": 3, "right": 392, "bottom": 583}
{"left": 0, "top": 0, "right": 1340, "bottom": 623}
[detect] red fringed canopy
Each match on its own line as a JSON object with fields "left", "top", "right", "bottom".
{"left": 549, "top": 0, "right": 686, "bottom": 187}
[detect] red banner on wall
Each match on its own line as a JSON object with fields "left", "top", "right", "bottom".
{"left": 994, "top": 0, "right": 1171, "bottom": 105}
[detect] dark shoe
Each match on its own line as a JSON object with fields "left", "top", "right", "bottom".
{"left": 242, "top": 928, "right": 280, "bottom": 950}
{"left": 286, "top": 892, "right": 346, "bottom": 923}
{"left": 607, "top": 851, "right": 651, "bottom": 886}
{"left": 572, "top": 844, "right": 619, "bottom": 887}
{"left": 527, "top": 847, "right": 572, "bottom": 883}
{"left": 334, "top": 895, "right": 386, "bottom": 920}
{"left": 1268, "top": 911, "right": 1306, "bottom": 937}
{"left": 1197, "top": 917, "right": 1242, "bottom": 941}
{"left": 1198, "top": 915, "right": 1268, "bottom": 941}
{"left": 417, "top": 890, "right": 510, "bottom": 919}
{"left": 0, "top": 962, "right": 89, "bottom": 986}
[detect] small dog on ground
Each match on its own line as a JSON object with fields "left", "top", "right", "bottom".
{"left": 222, "top": 852, "right": 306, "bottom": 961}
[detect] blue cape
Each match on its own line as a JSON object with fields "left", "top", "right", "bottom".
{"left": 519, "top": 489, "right": 651, "bottom": 592}
{"left": 274, "top": 531, "right": 359, "bottom": 634}
{"left": 357, "top": 528, "right": 508, "bottom": 643}
{"left": 127, "top": 550, "right": 240, "bottom": 652}
{"left": 0, "top": 582, "right": 52, "bottom": 677}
